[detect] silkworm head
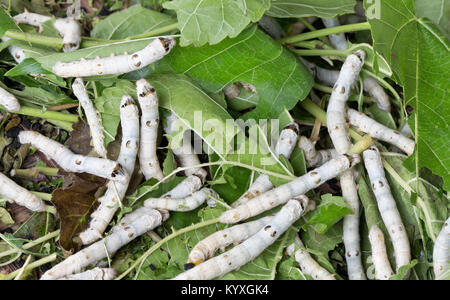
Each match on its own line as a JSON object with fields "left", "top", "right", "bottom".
{"left": 136, "top": 79, "right": 156, "bottom": 97}
{"left": 120, "top": 95, "right": 135, "bottom": 108}
{"left": 159, "top": 37, "right": 176, "bottom": 53}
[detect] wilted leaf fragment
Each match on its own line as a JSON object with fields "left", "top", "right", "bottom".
{"left": 51, "top": 173, "right": 106, "bottom": 253}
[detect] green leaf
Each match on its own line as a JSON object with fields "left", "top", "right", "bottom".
{"left": 415, "top": 0, "right": 450, "bottom": 38}
{"left": 389, "top": 259, "right": 419, "bottom": 280}
{"left": 0, "top": 207, "right": 14, "bottom": 226}
{"left": 91, "top": 5, "right": 176, "bottom": 40}
{"left": 306, "top": 194, "right": 353, "bottom": 234}
{"left": 94, "top": 80, "right": 137, "bottom": 145}
{"left": 0, "top": 8, "right": 19, "bottom": 37}
{"left": 157, "top": 26, "right": 313, "bottom": 120}
{"left": 148, "top": 73, "right": 235, "bottom": 158}
{"left": 4, "top": 58, "right": 50, "bottom": 77}
{"left": 163, "top": 0, "right": 271, "bottom": 46}
{"left": 365, "top": 103, "right": 396, "bottom": 130}
{"left": 364, "top": 0, "right": 450, "bottom": 191}
{"left": 267, "top": 0, "right": 356, "bottom": 19}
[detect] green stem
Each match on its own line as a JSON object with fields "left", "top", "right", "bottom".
{"left": 115, "top": 218, "right": 220, "bottom": 280}
{"left": 291, "top": 48, "right": 348, "bottom": 57}
{"left": 349, "top": 135, "right": 373, "bottom": 154}
{"left": 11, "top": 167, "right": 59, "bottom": 178}
{"left": 2, "top": 253, "right": 57, "bottom": 280}
{"left": 4, "top": 30, "right": 62, "bottom": 50}
{"left": 0, "top": 230, "right": 60, "bottom": 260}
{"left": 280, "top": 22, "right": 371, "bottom": 44}
{"left": 30, "top": 192, "right": 52, "bottom": 201}
{"left": 125, "top": 22, "right": 179, "bottom": 40}
{"left": 300, "top": 98, "right": 363, "bottom": 141}
{"left": 16, "top": 107, "right": 79, "bottom": 123}
{"left": 46, "top": 119, "right": 74, "bottom": 131}
{"left": 298, "top": 18, "right": 331, "bottom": 46}
{"left": 313, "top": 83, "right": 376, "bottom": 103}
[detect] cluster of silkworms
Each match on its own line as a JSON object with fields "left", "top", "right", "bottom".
{"left": 0, "top": 8, "right": 446, "bottom": 282}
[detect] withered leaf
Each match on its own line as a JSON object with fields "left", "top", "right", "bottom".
{"left": 64, "top": 119, "right": 93, "bottom": 155}
{"left": 51, "top": 172, "right": 106, "bottom": 253}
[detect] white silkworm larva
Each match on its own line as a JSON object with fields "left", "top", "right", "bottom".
{"left": 165, "top": 112, "right": 207, "bottom": 181}
{"left": 369, "top": 225, "right": 394, "bottom": 280}
{"left": 14, "top": 11, "right": 81, "bottom": 52}
{"left": 0, "top": 173, "right": 46, "bottom": 212}
{"left": 136, "top": 79, "right": 163, "bottom": 181}
{"left": 347, "top": 109, "right": 415, "bottom": 156}
{"left": 174, "top": 197, "right": 308, "bottom": 280}
{"left": 13, "top": 11, "right": 51, "bottom": 32}
{"left": 1, "top": 37, "right": 26, "bottom": 64}
{"left": 304, "top": 58, "right": 390, "bottom": 112}
{"left": 326, "top": 50, "right": 366, "bottom": 280}
{"left": 286, "top": 235, "right": 336, "bottom": 280}
{"left": 321, "top": 18, "right": 348, "bottom": 50}
{"left": 327, "top": 50, "right": 366, "bottom": 154}
{"left": 53, "top": 37, "right": 176, "bottom": 78}
{"left": 187, "top": 216, "right": 274, "bottom": 265}
{"left": 363, "top": 77, "right": 391, "bottom": 112}
{"left": 363, "top": 146, "right": 411, "bottom": 271}
{"left": 72, "top": 78, "right": 107, "bottom": 158}
{"left": 144, "top": 188, "right": 218, "bottom": 212}
{"left": 341, "top": 170, "right": 365, "bottom": 280}
{"left": 0, "top": 85, "right": 20, "bottom": 112}
{"left": 298, "top": 136, "right": 337, "bottom": 168}
{"left": 18, "top": 130, "right": 128, "bottom": 183}
{"left": 231, "top": 123, "right": 299, "bottom": 208}
{"left": 433, "top": 217, "right": 449, "bottom": 279}
{"left": 220, "top": 154, "right": 360, "bottom": 224}
{"left": 79, "top": 95, "right": 139, "bottom": 245}
{"left": 57, "top": 268, "right": 116, "bottom": 280}
{"left": 41, "top": 207, "right": 162, "bottom": 280}
{"left": 53, "top": 17, "right": 81, "bottom": 52}
{"left": 274, "top": 123, "right": 300, "bottom": 159}
{"left": 162, "top": 175, "right": 203, "bottom": 199}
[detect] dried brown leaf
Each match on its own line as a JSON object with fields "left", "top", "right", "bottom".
{"left": 51, "top": 172, "right": 106, "bottom": 253}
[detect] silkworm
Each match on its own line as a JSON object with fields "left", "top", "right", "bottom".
{"left": 72, "top": 78, "right": 107, "bottom": 158}
{"left": 232, "top": 123, "right": 299, "bottom": 208}
{"left": 433, "top": 217, "right": 449, "bottom": 279}
{"left": 53, "top": 37, "right": 176, "bottom": 78}
{"left": 41, "top": 207, "right": 162, "bottom": 280}
{"left": 363, "top": 146, "right": 411, "bottom": 271}
{"left": 13, "top": 11, "right": 51, "bottom": 32}
{"left": 347, "top": 108, "right": 415, "bottom": 156}
{"left": 298, "top": 136, "right": 337, "bottom": 168}
{"left": 187, "top": 216, "right": 274, "bottom": 265}
{"left": 363, "top": 77, "right": 391, "bottom": 112}
{"left": 57, "top": 268, "right": 116, "bottom": 280}
{"left": 0, "top": 173, "right": 46, "bottom": 212}
{"left": 0, "top": 85, "right": 20, "bottom": 112}
{"left": 369, "top": 225, "right": 394, "bottom": 280}
{"left": 18, "top": 130, "right": 128, "bottom": 183}
{"left": 144, "top": 188, "right": 218, "bottom": 212}
{"left": 162, "top": 175, "right": 203, "bottom": 199}
{"left": 1, "top": 37, "right": 26, "bottom": 64}
{"left": 174, "top": 197, "right": 309, "bottom": 280}
{"left": 79, "top": 95, "right": 139, "bottom": 245}
{"left": 321, "top": 18, "right": 348, "bottom": 50}
{"left": 326, "top": 50, "right": 366, "bottom": 280}
{"left": 220, "top": 154, "right": 360, "bottom": 224}
{"left": 164, "top": 112, "right": 207, "bottom": 181}
{"left": 136, "top": 79, "right": 163, "bottom": 181}
{"left": 286, "top": 235, "right": 336, "bottom": 280}
{"left": 53, "top": 17, "right": 81, "bottom": 52}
